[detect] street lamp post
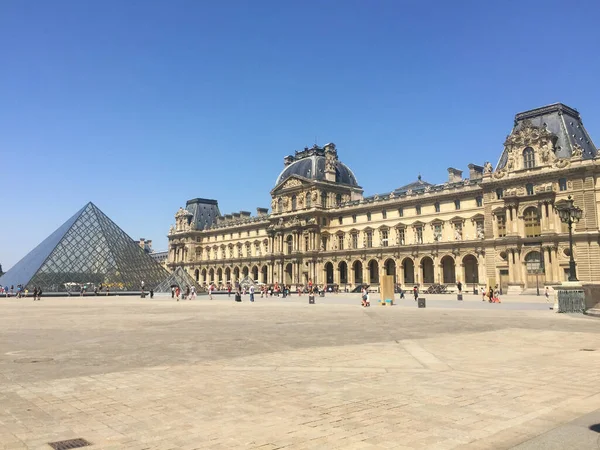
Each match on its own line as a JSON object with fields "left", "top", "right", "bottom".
{"left": 555, "top": 196, "right": 583, "bottom": 282}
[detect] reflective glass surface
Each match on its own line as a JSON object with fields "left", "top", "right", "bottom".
{"left": 0, "top": 202, "right": 169, "bottom": 292}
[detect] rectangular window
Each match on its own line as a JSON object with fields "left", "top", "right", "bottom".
{"left": 305, "top": 235, "right": 309, "bottom": 251}
{"left": 322, "top": 218, "right": 327, "bottom": 226}
{"left": 338, "top": 216, "right": 343, "bottom": 225}
{"left": 398, "top": 207, "right": 404, "bottom": 217}
{"left": 416, "top": 205, "right": 421, "bottom": 215}
{"left": 247, "top": 230, "right": 250, "bottom": 236}
{"left": 496, "top": 188, "right": 503, "bottom": 199}
{"left": 352, "top": 214, "right": 357, "bottom": 223}
{"left": 497, "top": 215, "right": 506, "bottom": 237}
{"left": 381, "top": 230, "right": 389, "bottom": 247}
{"left": 476, "top": 196, "right": 483, "bottom": 207}
{"left": 367, "top": 212, "right": 371, "bottom": 221}
{"left": 416, "top": 226, "right": 423, "bottom": 244}
{"left": 434, "top": 202, "right": 440, "bottom": 213}
{"left": 352, "top": 234, "right": 358, "bottom": 249}
{"left": 454, "top": 199, "right": 461, "bottom": 210}
{"left": 398, "top": 228, "right": 405, "bottom": 245}
{"left": 321, "top": 237, "right": 328, "bottom": 250}
{"left": 366, "top": 231, "right": 373, "bottom": 248}
{"left": 559, "top": 178, "right": 567, "bottom": 191}
{"left": 382, "top": 210, "right": 387, "bottom": 219}
{"left": 338, "top": 234, "right": 344, "bottom": 250}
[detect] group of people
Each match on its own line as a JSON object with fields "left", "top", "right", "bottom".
{"left": 481, "top": 285, "right": 501, "bottom": 303}
{"left": 0, "top": 285, "right": 43, "bottom": 300}
{"left": 171, "top": 285, "right": 197, "bottom": 301}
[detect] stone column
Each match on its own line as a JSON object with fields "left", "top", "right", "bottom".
{"left": 505, "top": 207, "right": 513, "bottom": 236}
{"left": 363, "top": 264, "right": 370, "bottom": 286}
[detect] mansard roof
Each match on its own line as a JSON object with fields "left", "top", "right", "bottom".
{"left": 394, "top": 175, "right": 433, "bottom": 194}
{"left": 497, "top": 103, "right": 598, "bottom": 170}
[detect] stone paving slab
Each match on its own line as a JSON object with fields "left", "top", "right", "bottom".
{"left": 0, "top": 297, "right": 599, "bottom": 449}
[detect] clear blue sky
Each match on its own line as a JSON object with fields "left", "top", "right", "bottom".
{"left": 1, "top": 0, "right": 599, "bottom": 270}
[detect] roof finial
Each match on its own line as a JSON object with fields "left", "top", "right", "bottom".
{"left": 418, "top": 174, "right": 422, "bottom": 181}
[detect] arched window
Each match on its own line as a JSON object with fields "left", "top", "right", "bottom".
{"left": 286, "top": 235, "right": 293, "bottom": 254}
{"left": 524, "top": 207, "right": 541, "bottom": 237}
{"left": 523, "top": 147, "right": 536, "bottom": 169}
{"left": 335, "top": 193, "right": 342, "bottom": 206}
{"left": 291, "top": 195, "right": 297, "bottom": 211}
{"left": 305, "top": 192, "right": 311, "bottom": 208}
{"left": 321, "top": 192, "right": 327, "bottom": 208}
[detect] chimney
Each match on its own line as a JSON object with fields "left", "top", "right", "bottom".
{"left": 240, "top": 211, "right": 251, "bottom": 218}
{"left": 468, "top": 164, "right": 484, "bottom": 180}
{"left": 232, "top": 213, "right": 241, "bottom": 220}
{"left": 447, "top": 167, "right": 463, "bottom": 183}
{"left": 324, "top": 143, "right": 337, "bottom": 182}
{"left": 256, "top": 207, "right": 269, "bottom": 216}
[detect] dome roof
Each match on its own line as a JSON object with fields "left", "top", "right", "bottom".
{"left": 276, "top": 155, "right": 359, "bottom": 187}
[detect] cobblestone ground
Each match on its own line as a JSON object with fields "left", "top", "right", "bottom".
{"left": 0, "top": 295, "right": 599, "bottom": 449}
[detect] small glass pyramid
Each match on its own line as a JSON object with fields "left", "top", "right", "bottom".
{"left": 0, "top": 202, "right": 170, "bottom": 293}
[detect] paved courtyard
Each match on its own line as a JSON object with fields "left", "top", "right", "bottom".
{"left": 0, "top": 294, "right": 599, "bottom": 449}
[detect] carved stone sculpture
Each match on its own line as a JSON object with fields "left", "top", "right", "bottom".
{"left": 484, "top": 161, "right": 493, "bottom": 174}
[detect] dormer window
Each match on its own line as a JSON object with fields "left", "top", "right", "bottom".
{"left": 523, "top": 147, "right": 536, "bottom": 169}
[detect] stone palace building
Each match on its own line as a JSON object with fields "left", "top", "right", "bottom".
{"left": 167, "top": 103, "right": 599, "bottom": 293}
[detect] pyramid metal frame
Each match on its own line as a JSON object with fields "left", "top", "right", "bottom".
{"left": 154, "top": 266, "right": 204, "bottom": 293}
{"left": 0, "top": 202, "right": 171, "bottom": 293}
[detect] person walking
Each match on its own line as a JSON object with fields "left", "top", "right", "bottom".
{"left": 190, "top": 285, "right": 196, "bottom": 300}
{"left": 185, "top": 285, "right": 190, "bottom": 301}
{"left": 171, "top": 286, "right": 175, "bottom": 299}
{"left": 37, "top": 287, "right": 42, "bottom": 301}
{"left": 545, "top": 286, "right": 550, "bottom": 302}
{"left": 456, "top": 281, "right": 462, "bottom": 294}
{"left": 175, "top": 286, "right": 181, "bottom": 301}
{"left": 249, "top": 285, "right": 255, "bottom": 302}
{"left": 413, "top": 285, "right": 419, "bottom": 301}
{"left": 208, "top": 284, "right": 213, "bottom": 300}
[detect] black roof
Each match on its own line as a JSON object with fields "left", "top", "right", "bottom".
{"left": 497, "top": 103, "right": 597, "bottom": 169}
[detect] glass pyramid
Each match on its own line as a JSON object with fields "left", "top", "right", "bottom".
{"left": 0, "top": 202, "right": 170, "bottom": 293}
{"left": 154, "top": 266, "right": 204, "bottom": 293}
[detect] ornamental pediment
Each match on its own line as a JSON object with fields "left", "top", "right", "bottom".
{"left": 272, "top": 175, "right": 311, "bottom": 193}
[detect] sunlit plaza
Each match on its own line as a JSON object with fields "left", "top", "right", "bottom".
{"left": 1, "top": 294, "right": 599, "bottom": 450}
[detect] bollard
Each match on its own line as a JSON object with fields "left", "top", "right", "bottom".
{"left": 457, "top": 294, "right": 463, "bottom": 301}
{"left": 418, "top": 297, "right": 426, "bottom": 308}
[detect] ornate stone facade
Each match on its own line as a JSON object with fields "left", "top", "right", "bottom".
{"left": 167, "top": 103, "right": 600, "bottom": 293}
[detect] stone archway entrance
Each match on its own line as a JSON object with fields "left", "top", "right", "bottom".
{"left": 325, "top": 262, "right": 334, "bottom": 285}
{"left": 421, "top": 257, "right": 434, "bottom": 284}
{"left": 384, "top": 259, "right": 396, "bottom": 283}
{"left": 339, "top": 261, "right": 348, "bottom": 285}
{"left": 353, "top": 261, "right": 363, "bottom": 285}
{"left": 368, "top": 260, "right": 379, "bottom": 284}
{"left": 403, "top": 258, "right": 414, "bottom": 284}
{"left": 441, "top": 256, "right": 456, "bottom": 284}
{"left": 463, "top": 255, "right": 479, "bottom": 284}
{"left": 285, "top": 263, "right": 293, "bottom": 285}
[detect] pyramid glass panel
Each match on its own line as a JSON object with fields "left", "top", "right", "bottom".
{"left": 0, "top": 202, "right": 170, "bottom": 292}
